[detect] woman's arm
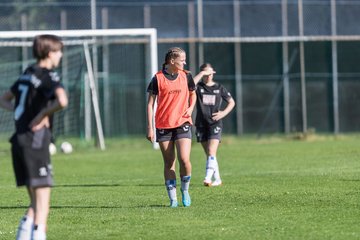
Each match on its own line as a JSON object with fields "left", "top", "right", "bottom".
{"left": 0, "top": 91, "right": 15, "bottom": 111}
{"left": 147, "top": 93, "right": 156, "bottom": 142}
{"left": 212, "top": 98, "right": 235, "bottom": 121}
{"left": 30, "top": 87, "right": 68, "bottom": 131}
{"left": 184, "top": 90, "right": 197, "bottom": 118}
{"left": 192, "top": 68, "right": 216, "bottom": 85}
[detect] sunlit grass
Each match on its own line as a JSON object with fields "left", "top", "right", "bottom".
{"left": 0, "top": 134, "right": 359, "bottom": 239}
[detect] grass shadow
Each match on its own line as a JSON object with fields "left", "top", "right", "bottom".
{"left": 54, "top": 183, "right": 163, "bottom": 188}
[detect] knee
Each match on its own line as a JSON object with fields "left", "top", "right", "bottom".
{"left": 207, "top": 147, "right": 217, "bottom": 157}
{"left": 181, "top": 159, "right": 191, "bottom": 169}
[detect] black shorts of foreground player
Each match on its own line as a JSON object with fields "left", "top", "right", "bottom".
{"left": 193, "top": 63, "right": 235, "bottom": 187}
{"left": 0, "top": 34, "right": 68, "bottom": 240}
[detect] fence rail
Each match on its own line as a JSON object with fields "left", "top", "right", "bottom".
{"left": 0, "top": 0, "right": 359, "bottom": 136}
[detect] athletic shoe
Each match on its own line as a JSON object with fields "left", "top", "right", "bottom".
{"left": 203, "top": 180, "right": 212, "bottom": 187}
{"left": 169, "top": 200, "right": 178, "bottom": 208}
{"left": 181, "top": 189, "right": 191, "bottom": 207}
{"left": 211, "top": 180, "right": 222, "bottom": 187}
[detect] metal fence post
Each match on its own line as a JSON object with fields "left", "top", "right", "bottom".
{"left": 298, "top": 0, "right": 307, "bottom": 133}
{"left": 188, "top": 2, "right": 196, "bottom": 75}
{"left": 61, "top": 10, "right": 70, "bottom": 135}
{"left": 21, "top": 14, "right": 28, "bottom": 71}
{"left": 282, "top": 0, "right": 290, "bottom": 134}
{"left": 101, "top": 7, "right": 111, "bottom": 136}
{"left": 233, "top": 0, "right": 243, "bottom": 135}
{"left": 197, "top": 0, "right": 204, "bottom": 65}
{"left": 331, "top": 0, "right": 339, "bottom": 134}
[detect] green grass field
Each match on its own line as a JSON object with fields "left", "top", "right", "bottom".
{"left": 0, "top": 134, "right": 359, "bottom": 240}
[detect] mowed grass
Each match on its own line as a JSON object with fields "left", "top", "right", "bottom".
{"left": 0, "top": 134, "right": 359, "bottom": 240}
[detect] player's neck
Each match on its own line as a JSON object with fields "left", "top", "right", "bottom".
{"left": 165, "top": 66, "right": 179, "bottom": 76}
{"left": 38, "top": 59, "right": 53, "bottom": 70}
{"left": 204, "top": 80, "right": 215, "bottom": 86}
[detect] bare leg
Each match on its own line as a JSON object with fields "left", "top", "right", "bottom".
{"left": 34, "top": 187, "right": 51, "bottom": 226}
{"left": 159, "top": 141, "right": 178, "bottom": 206}
{"left": 27, "top": 187, "right": 36, "bottom": 218}
{"left": 175, "top": 138, "right": 192, "bottom": 207}
{"left": 175, "top": 138, "right": 192, "bottom": 177}
{"left": 32, "top": 187, "right": 51, "bottom": 240}
{"left": 159, "top": 141, "right": 176, "bottom": 180}
{"left": 207, "top": 139, "right": 220, "bottom": 158}
{"left": 201, "top": 139, "right": 220, "bottom": 158}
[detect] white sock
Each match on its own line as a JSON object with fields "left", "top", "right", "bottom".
{"left": 32, "top": 224, "right": 46, "bottom": 240}
{"left": 181, "top": 176, "right": 191, "bottom": 191}
{"left": 213, "top": 157, "right": 221, "bottom": 182}
{"left": 165, "top": 179, "right": 177, "bottom": 202}
{"left": 16, "top": 215, "right": 34, "bottom": 240}
{"left": 204, "top": 156, "right": 216, "bottom": 181}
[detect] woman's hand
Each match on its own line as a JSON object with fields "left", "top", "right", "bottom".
{"left": 29, "top": 112, "right": 50, "bottom": 131}
{"left": 203, "top": 68, "right": 216, "bottom": 76}
{"left": 147, "top": 127, "right": 154, "bottom": 143}
{"left": 212, "top": 111, "right": 226, "bottom": 121}
{"left": 183, "top": 106, "right": 194, "bottom": 118}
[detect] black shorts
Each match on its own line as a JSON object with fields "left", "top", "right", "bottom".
{"left": 196, "top": 124, "right": 222, "bottom": 142}
{"left": 10, "top": 128, "right": 53, "bottom": 188}
{"left": 156, "top": 123, "right": 192, "bottom": 142}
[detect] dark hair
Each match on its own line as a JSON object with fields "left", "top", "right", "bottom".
{"left": 162, "top": 47, "right": 185, "bottom": 70}
{"left": 199, "top": 63, "right": 212, "bottom": 71}
{"left": 33, "top": 34, "right": 63, "bottom": 61}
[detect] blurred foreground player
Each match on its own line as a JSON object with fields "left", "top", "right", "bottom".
{"left": 0, "top": 34, "right": 68, "bottom": 240}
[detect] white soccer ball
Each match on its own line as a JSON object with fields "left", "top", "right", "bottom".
{"left": 49, "top": 143, "right": 57, "bottom": 155}
{"left": 60, "top": 141, "right": 73, "bottom": 154}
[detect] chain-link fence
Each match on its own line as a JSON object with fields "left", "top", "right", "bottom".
{"left": 0, "top": 0, "right": 359, "bottom": 137}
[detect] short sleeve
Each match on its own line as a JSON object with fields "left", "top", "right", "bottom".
{"left": 42, "top": 70, "right": 63, "bottom": 100}
{"left": 186, "top": 73, "right": 196, "bottom": 91}
{"left": 220, "top": 85, "right": 233, "bottom": 103}
{"left": 147, "top": 75, "right": 158, "bottom": 95}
